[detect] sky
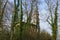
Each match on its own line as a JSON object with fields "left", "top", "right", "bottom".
{"left": 38, "top": 0, "right": 52, "bottom": 34}
{"left": 9, "top": 0, "right": 52, "bottom": 35}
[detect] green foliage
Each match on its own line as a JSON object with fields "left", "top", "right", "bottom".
{"left": 0, "top": 0, "right": 58, "bottom": 40}
{"left": 19, "top": 0, "right": 23, "bottom": 40}
{"left": 52, "top": 0, "right": 58, "bottom": 40}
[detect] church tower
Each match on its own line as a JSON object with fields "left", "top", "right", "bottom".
{"left": 32, "top": 6, "right": 40, "bottom": 32}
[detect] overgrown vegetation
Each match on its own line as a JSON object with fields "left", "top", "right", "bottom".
{"left": 0, "top": 0, "right": 59, "bottom": 40}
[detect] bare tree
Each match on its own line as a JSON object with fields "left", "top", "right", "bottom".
{"left": 45, "top": 0, "right": 58, "bottom": 40}
{"left": 10, "top": 0, "right": 19, "bottom": 40}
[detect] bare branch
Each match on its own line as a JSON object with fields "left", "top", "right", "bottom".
{"left": 46, "top": 15, "right": 51, "bottom": 25}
